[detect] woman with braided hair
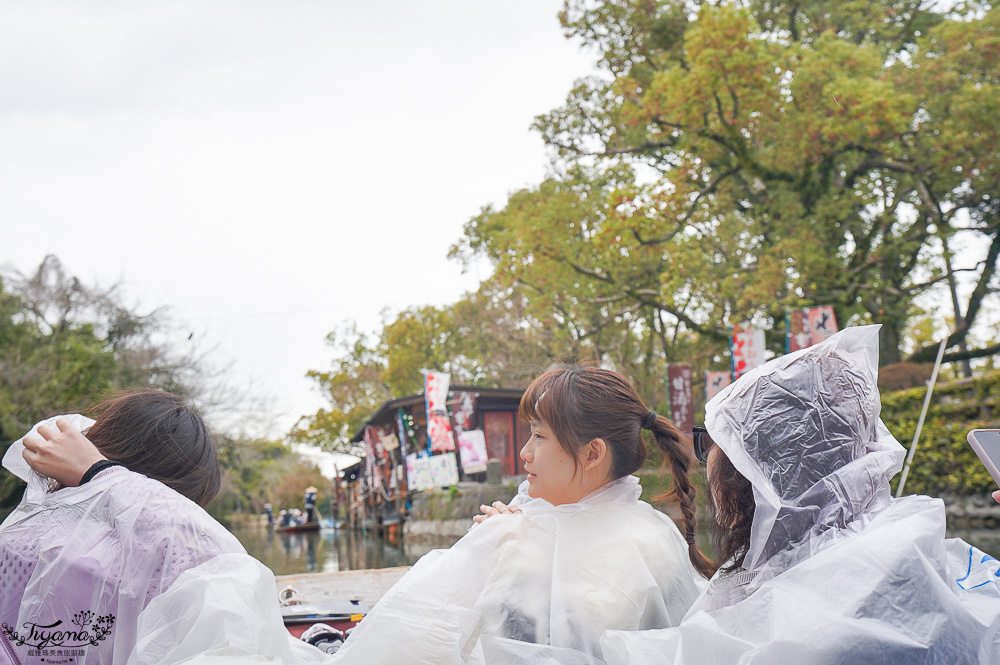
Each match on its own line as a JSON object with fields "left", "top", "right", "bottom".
{"left": 477, "top": 363, "right": 716, "bottom": 579}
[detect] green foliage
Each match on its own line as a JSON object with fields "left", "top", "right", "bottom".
{"left": 885, "top": 371, "right": 1000, "bottom": 496}
{"left": 521, "top": 0, "right": 1000, "bottom": 367}
{"left": 209, "top": 436, "right": 330, "bottom": 519}
{"left": 0, "top": 256, "right": 218, "bottom": 516}
{"left": 296, "top": 0, "right": 1000, "bottom": 462}
{"left": 291, "top": 279, "right": 575, "bottom": 453}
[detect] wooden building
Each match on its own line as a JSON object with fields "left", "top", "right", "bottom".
{"left": 339, "top": 385, "right": 526, "bottom": 533}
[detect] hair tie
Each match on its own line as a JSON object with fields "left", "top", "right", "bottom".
{"left": 641, "top": 411, "right": 657, "bottom": 430}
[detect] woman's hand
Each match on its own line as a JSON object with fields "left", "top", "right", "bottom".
{"left": 472, "top": 500, "right": 523, "bottom": 524}
{"left": 22, "top": 418, "right": 107, "bottom": 487}
{"left": 993, "top": 490, "right": 1000, "bottom": 503}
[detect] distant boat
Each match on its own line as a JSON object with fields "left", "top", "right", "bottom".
{"left": 274, "top": 520, "right": 321, "bottom": 533}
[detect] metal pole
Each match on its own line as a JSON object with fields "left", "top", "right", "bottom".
{"left": 896, "top": 337, "right": 949, "bottom": 498}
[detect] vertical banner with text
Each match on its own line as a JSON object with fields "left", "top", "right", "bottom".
{"left": 424, "top": 370, "right": 456, "bottom": 452}
{"left": 665, "top": 364, "right": 694, "bottom": 436}
{"left": 731, "top": 322, "right": 766, "bottom": 379}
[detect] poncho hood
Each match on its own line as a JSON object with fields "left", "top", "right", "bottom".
{"left": 705, "top": 325, "right": 905, "bottom": 582}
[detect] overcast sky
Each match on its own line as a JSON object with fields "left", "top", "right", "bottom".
{"left": 0, "top": 1, "right": 596, "bottom": 439}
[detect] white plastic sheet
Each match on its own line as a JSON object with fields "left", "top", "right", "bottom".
{"left": 129, "top": 475, "right": 706, "bottom": 664}
{"left": 601, "top": 326, "right": 1000, "bottom": 664}
{"left": 1, "top": 416, "right": 245, "bottom": 665}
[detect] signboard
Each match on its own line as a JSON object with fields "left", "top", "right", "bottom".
{"left": 706, "top": 370, "right": 732, "bottom": 402}
{"left": 787, "top": 306, "right": 839, "bottom": 351}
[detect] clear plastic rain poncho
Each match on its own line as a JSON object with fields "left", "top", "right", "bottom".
{"left": 127, "top": 475, "right": 706, "bottom": 665}
{"left": 0, "top": 415, "right": 245, "bottom": 665}
{"left": 601, "top": 325, "right": 1000, "bottom": 664}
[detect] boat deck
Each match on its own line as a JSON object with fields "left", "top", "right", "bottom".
{"left": 275, "top": 566, "right": 411, "bottom": 607}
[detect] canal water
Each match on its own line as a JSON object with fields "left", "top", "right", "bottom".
{"left": 231, "top": 525, "right": 459, "bottom": 576}
{"left": 234, "top": 522, "right": 1000, "bottom": 577}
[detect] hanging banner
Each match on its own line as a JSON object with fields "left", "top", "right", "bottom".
{"left": 665, "top": 364, "right": 694, "bottom": 436}
{"left": 457, "top": 429, "right": 489, "bottom": 475}
{"left": 424, "top": 370, "right": 456, "bottom": 452}
{"left": 363, "top": 427, "right": 382, "bottom": 491}
{"left": 731, "top": 322, "right": 766, "bottom": 379}
{"left": 786, "top": 310, "right": 810, "bottom": 353}
{"left": 372, "top": 425, "right": 399, "bottom": 453}
{"left": 786, "top": 306, "right": 839, "bottom": 352}
{"left": 706, "top": 370, "right": 732, "bottom": 402}
{"left": 806, "top": 306, "right": 838, "bottom": 344}
{"left": 395, "top": 409, "right": 411, "bottom": 456}
{"left": 451, "top": 392, "right": 476, "bottom": 437}
{"left": 430, "top": 452, "right": 460, "bottom": 487}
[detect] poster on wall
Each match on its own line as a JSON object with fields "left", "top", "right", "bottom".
{"left": 706, "top": 370, "right": 732, "bottom": 402}
{"left": 731, "top": 322, "right": 766, "bottom": 379}
{"left": 406, "top": 453, "right": 435, "bottom": 492}
{"left": 665, "top": 364, "right": 694, "bottom": 435}
{"left": 457, "top": 430, "right": 489, "bottom": 474}
{"left": 424, "top": 370, "right": 456, "bottom": 452}
{"left": 430, "top": 453, "right": 460, "bottom": 487}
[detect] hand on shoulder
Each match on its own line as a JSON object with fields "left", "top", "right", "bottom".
{"left": 472, "top": 500, "right": 523, "bottom": 524}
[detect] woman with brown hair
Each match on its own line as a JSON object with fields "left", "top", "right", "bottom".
{"left": 0, "top": 390, "right": 245, "bottom": 665}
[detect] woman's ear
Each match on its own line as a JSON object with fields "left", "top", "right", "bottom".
{"left": 583, "top": 438, "right": 609, "bottom": 471}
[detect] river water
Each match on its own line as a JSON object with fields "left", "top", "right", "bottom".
{"left": 234, "top": 523, "right": 1000, "bottom": 577}
{"left": 232, "top": 525, "right": 459, "bottom": 576}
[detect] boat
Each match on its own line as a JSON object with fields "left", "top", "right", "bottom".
{"left": 274, "top": 520, "right": 321, "bottom": 533}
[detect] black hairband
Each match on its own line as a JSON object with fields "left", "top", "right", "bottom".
{"left": 641, "top": 411, "right": 657, "bottom": 430}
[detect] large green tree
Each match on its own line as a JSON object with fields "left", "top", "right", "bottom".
{"left": 464, "top": 0, "right": 999, "bottom": 367}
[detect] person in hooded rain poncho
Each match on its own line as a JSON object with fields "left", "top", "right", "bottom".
{"left": 86, "top": 365, "right": 712, "bottom": 665}
{"left": 600, "top": 325, "right": 1000, "bottom": 665}
{"left": 0, "top": 390, "right": 248, "bottom": 665}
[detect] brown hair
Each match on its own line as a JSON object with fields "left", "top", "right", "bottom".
{"left": 709, "top": 446, "right": 755, "bottom": 573}
{"left": 85, "top": 389, "right": 221, "bottom": 507}
{"left": 518, "top": 365, "right": 716, "bottom": 578}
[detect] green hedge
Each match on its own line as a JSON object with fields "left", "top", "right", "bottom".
{"left": 883, "top": 371, "right": 1000, "bottom": 497}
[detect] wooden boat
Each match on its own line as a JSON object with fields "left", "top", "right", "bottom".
{"left": 274, "top": 520, "right": 321, "bottom": 533}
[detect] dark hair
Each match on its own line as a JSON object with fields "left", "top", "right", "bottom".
{"left": 85, "top": 389, "right": 221, "bottom": 507}
{"left": 709, "top": 446, "right": 755, "bottom": 573}
{"left": 518, "top": 365, "right": 717, "bottom": 578}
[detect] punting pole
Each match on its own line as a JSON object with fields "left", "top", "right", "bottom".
{"left": 896, "top": 337, "right": 949, "bottom": 498}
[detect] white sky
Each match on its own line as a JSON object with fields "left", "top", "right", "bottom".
{"left": 0, "top": 1, "right": 596, "bottom": 440}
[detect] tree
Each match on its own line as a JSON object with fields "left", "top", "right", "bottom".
{"left": 0, "top": 256, "right": 219, "bottom": 513}
{"left": 291, "top": 280, "right": 580, "bottom": 453}
{"left": 502, "top": 0, "right": 1000, "bottom": 366}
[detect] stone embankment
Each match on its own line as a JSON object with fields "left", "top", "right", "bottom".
{"left": 404, "top": 479, "right": 522, "bottom": 541}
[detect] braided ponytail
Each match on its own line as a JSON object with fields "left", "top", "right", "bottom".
{"left": 649, "top": 415, "right": 717, "bottom": 579}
